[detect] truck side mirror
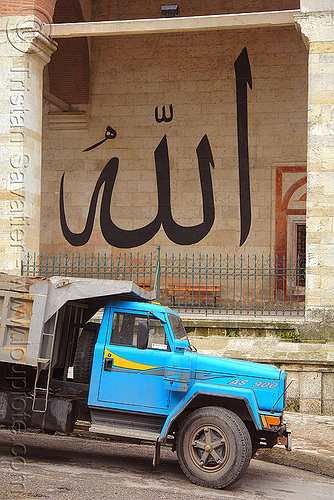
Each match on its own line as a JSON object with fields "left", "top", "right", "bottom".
{"left": 137, "top": 321, "right": 148, "bottom": 349}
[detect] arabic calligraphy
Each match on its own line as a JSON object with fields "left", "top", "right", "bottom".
{"left": 60, "top": 134, "right": 215, "bottom": 248}
{"left": 234, "top": 47, "right": 252, "bottom": 246}
{"left": 155, "top": 104, "right": 173, "bottom": 123}
{"left": 60, "top": 47, "right": 252, "bottom": 249}
{"left": 83, "top": 126, "right": 117, "bottom": 152}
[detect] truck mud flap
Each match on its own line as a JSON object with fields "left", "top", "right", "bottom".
{"left": 277, "top": 423, "right": 292, "bottom": 451}
{"left": 0, "top": 392, "right": 77, "bottom": 434}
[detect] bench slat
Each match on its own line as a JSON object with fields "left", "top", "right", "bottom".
{"left": 167, "top": 283, "right": 221, "bottom": 301}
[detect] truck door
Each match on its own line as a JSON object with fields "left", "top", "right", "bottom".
{"left": 97, "top": 310, "right": 171, "bottom": 411}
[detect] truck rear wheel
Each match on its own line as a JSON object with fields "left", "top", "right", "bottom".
{"left": 176, "top": 406, "right": 252, "bottom": 489}
{"left": 73, "top": 323, "right": 100, "bottom": 383}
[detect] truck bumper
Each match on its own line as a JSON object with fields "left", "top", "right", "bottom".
{"left": 277, "top": 423, "right": 292, "bottom": 451}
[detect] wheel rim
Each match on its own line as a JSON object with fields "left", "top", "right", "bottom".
{"left": 188, "top": 424, "right": 230, "bottom": 472}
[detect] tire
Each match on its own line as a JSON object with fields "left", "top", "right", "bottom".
{"left": 73, "top": 323, "right": 100, "bottom": 383}
{"left": 176, "top": 406, "right": 252, "bottom": 489}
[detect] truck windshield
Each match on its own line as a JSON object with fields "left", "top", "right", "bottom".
{"left": 168, "top": 313, "right": 189, "bottom": 344}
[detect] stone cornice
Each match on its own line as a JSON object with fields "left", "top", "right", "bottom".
{"left": 45, "top": 10, "right": 298, "bottom": 39}
{"left": 294, "top": 10, "right": 334, "bottom": 45}
{"left": 28, "top": 31, "right": 58, "bottom": 64}
{"left": 1, "top": 24, "right": 57, "bottom": 62}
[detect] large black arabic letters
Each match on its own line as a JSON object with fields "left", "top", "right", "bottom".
{"left": 83, "top": 126, "right": 117, "bottom": 152}
{"left": 155, "top": 104, "right": 173, "bottom": 123}
{"left": 155, "top": 134, "right": 215, "bottom": 245}
{"left": 60, "top": 47, "right": 252, "bottom": 248}
{"left": 60, "top": 135, "right": 215, "bottom": 248}
{"left": 234, "top": 47, "right": 252, "bottom": 247}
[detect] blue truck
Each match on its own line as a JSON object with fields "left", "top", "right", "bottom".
{"left": 0, "top": 275, "right": 291, "bottom": 489}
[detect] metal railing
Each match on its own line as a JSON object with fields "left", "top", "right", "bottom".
{"left": 22, "top": 249, "right": 305, "bottom": 317}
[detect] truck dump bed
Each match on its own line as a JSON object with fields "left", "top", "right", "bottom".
{"left": 0, "top": 274, "right": 153, "bottom": 367}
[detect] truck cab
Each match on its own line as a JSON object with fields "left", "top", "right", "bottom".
{"left": 79, "top": 300, "right": 290, "bottom": 489}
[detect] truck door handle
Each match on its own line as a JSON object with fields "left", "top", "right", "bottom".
{"left": 104, "top": 358, "right": 113, "bottom": 371}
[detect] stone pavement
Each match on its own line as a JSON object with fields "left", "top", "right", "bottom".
{"left": 256, "top": 411, "right": 334, "bottom": 477}
{"left": 73, "top": 411, "right": 334, "bottom": 478}
{"left": 77, "top": 412, "right": 334, "bottom": 478}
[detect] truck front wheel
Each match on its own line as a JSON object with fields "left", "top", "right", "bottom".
{"left": 176, "top": 406, "right": 252, "bottom": 489}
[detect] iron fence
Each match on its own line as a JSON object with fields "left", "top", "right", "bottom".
{"left": 22, "top": 249, "right": 305, "bottom": 316}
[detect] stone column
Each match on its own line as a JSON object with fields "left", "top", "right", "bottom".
{"left": 0, "top": 17, "right": 57, "bottom": 274}
{"left": 294, "top": 2, "right": 334, "bottom": 340}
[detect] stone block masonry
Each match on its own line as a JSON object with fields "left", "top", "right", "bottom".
{"left": 41, "top": 26, "right": 308, "bottom": 259}
{"left": 2, "top": 0, "right": 334, "bottom": 343}
{"left": 294, "top": 6, "right": 334, "bottom": 340}
{"left": 0, "top": 17, "right": 57, "bottom": 273}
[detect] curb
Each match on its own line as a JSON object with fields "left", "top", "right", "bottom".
{"left": 255, "top": 446, "right": 334, "bottom": 478}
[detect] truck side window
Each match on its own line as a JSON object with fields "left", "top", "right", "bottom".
{"left": 110, "top": 312, "right": 145, "bottom": 347}
{"left": 147, "top": 318, "right": 169, "bottom": 351}
{"left": 110, "top": 313, "right": 169, "bottom": 351}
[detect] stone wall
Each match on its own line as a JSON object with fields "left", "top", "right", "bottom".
{"left": 0, "top": 17, "right": 56, "bottom": 274}
{"left": 41, "top": 25, "right": 308, "bottom": 258}
{"left": 294, "top": 4, "right": 334, "bottom": 340}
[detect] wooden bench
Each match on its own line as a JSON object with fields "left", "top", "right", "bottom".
{"left": 167, "top": 283, "right": 221, "bottom": 305}
{"left": 136, "top": 282, "right": 152, "bottom": 291}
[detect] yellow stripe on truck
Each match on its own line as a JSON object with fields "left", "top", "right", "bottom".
{"left": 104, "top": 348, "right": 159, "bottom": 371}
